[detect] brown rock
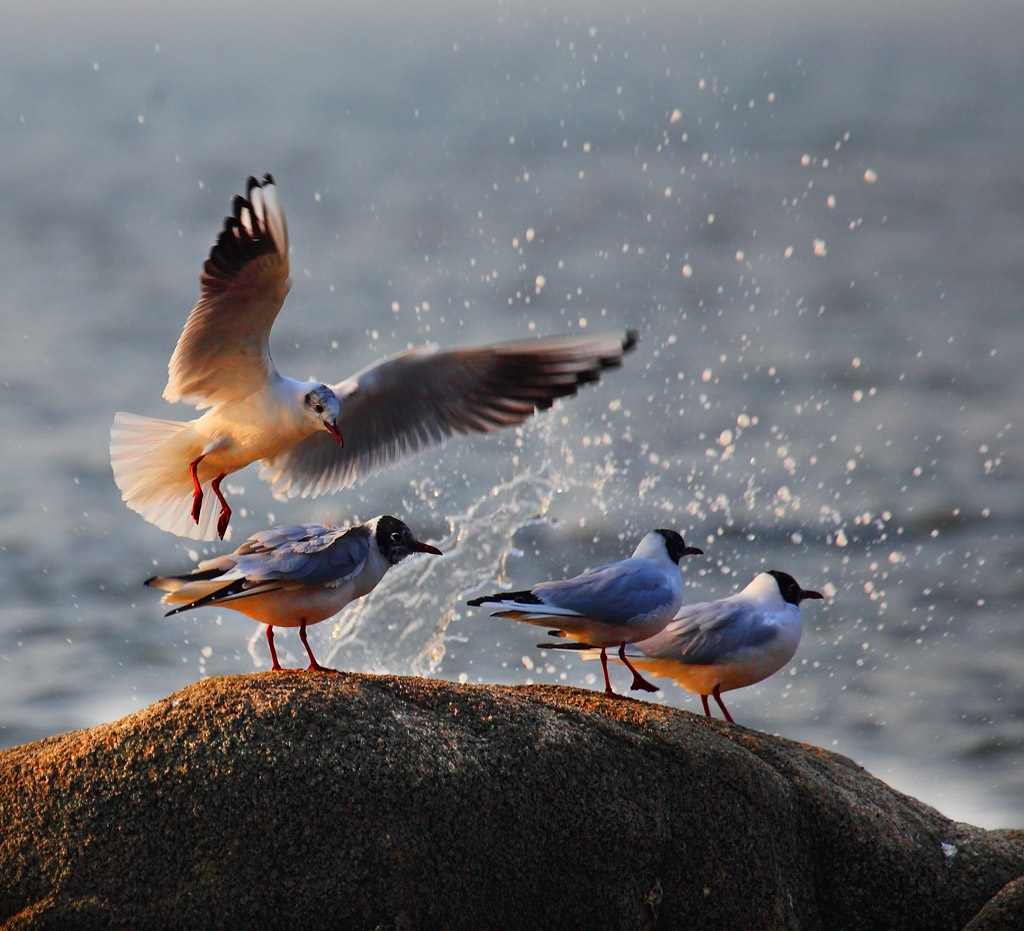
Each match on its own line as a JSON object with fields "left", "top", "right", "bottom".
{"left": 1, "top": 673, "right": 1022, "bottom": 930}
{"left": 963, "top": 874, "right": 1024, "bottom": 931}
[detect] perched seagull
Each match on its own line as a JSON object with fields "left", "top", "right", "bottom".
{"left": 111, "top": 174, "right": 637, "bottom": 541}
{"left": 145, "top": 514, "right": 442, "bottom": 672}
{"left": 466, "top": 529, "right": 703, "bottom": 697}
{"left": 544, "top": 570, "right": 822, "bottom": 721}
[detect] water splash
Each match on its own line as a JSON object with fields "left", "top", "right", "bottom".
{"left": 324, "top": 465, "right": 561, "bottom": 676}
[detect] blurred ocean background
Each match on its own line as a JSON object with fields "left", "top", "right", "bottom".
{"left": 2, "top": 0, "right": 1022, "bottom": 828}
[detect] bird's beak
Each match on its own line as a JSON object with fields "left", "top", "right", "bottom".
{"left": 415, "top": 542, "right": 443, "bottom": 556}
{"left": 684, "top": 545, "right": 704, "bottom": 556}
{"left": 325, "top": 422, "right": 344, "bottom": 447}
{"left": 802, "top": 589, "right": 824, "bottom": 601}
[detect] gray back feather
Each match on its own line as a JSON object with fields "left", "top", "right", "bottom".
{"left": 231, "top": 523, "right": 370, "bottom": 584}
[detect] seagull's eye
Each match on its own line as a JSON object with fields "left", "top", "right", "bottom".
{"left": 391, "top": 532, "right": 402, "bottom": 542}
{"left": 314, "top": 403, "right": 325, "bottom": 414}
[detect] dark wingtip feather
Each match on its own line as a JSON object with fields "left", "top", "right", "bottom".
{"left": 199, "top": 176, "right": 281, "bottom": 293}
{"left": 595, "top": 330, "right": 639, "bottom": 372}
{"left": 467, "top": 589, "right": 542, "bottom": 607}
{"left": 160, "top": 577, "right": 262, "bottom": 617}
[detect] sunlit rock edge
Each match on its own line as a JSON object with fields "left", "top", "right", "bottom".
{"left": 1, "top": 672, "right": 1022, "bottom": 931}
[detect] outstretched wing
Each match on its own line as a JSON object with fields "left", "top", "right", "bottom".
{"left": 259, "top": 330, "right": 637, "bottom": 499}
{"left": 164, "top": 174, "right": 290, "bottom": 409}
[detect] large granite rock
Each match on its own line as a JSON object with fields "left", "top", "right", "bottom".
{"left": 1, "top": 673, "right": 1022, "bottom": 930}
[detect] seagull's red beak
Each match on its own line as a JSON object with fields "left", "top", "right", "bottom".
{"left": 325, "top": 422, "right": 344, "bottom": 447}
{"left": 415, "top": 542, "right": 443, "bottom": 556}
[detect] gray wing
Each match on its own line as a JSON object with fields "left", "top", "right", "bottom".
{"left": 163, "top": 175, "right": 290, "bottom": 409}
{"left": 257, "top": 331, "right": 636, "bottom": 499}
{"left": 637, "top": 599, "right": 776, "bottom": 665}
{"left": 533, "top": 558, "right": 676, "bottom": 624}
{"left": 229, "top": 522, "right": 370, "bottom": 585}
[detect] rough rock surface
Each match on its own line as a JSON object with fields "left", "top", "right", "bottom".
{"left": 962, "top": 873, "right": 1024, "bottom": 931}
{"left": 1, "top": 673, "right": 1022, "bottom": 931}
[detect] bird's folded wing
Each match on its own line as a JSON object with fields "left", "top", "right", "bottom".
{"left": 164, "top": 578, "right": 293, "bottom": 614}
{"left": 259, "top": 331, "right": 635, "bottom": 499}
{"left": 532, "top": 561, "right": 674, "bottom": 624}
{"left": 638, "top": 601, "right": 776, "bottom": 664}
{"left": 230, "top": 522, "right": 371, "bottom": 585}
{"left": 164, "top": 175, "right": 291, "bottom": 408}
{"left": 487, "top": 602, "right": 587, "bottom": 621}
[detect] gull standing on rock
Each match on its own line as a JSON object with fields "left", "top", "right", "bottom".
{"left": 145, "top": 514, "right": 442, "bottom": 672}
{"left": 111, "top": 174, "right": 637, "bottom": 541}
{"left": 467, "top": 529, "right": 703, "bottom": 697}
{"left": 545, "top": 570, "right": 823, "bottom": 721}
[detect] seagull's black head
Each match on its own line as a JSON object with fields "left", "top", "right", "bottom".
{"left": 374, "top": 515, "right": 442, "bottom": 565}
{"left": 654, "top": 529, "right": 704, "bottom": 564}
{"left": 303, "top": 383, "right": 343, "bottom": 446}
{"left": 767, "top": 570, "right": 824, "bottom": 605}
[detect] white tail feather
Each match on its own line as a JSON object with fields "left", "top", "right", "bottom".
{"left": 149, "top": 577, "right": 228, "bottom": 604}
{"left": 488, "top": 602, "right": 585, "bottom": 620}
{"left": 145, "top": 575, "right": 191, "bottom": 594}
{"left": 110, "top": 412, "right": 228, "bottom": 541}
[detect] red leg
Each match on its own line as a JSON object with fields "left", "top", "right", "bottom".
{"left": 620, "top": 642, "right": 659, "bottom": 693}
{"left": 266, "top": 626, "right": 282, "bottom": 671}
{"left": 599, "top": 646, "right": 619, "bottom": 697}
{"left": 712, "top": 684, "right": 735, "bottom": 723}
{"left": 188, "top": 455, "right": 206, "bottom": 524}
{"left": 299, "top": 619, "right": 337, "bottom": 673}
{"left": 210, "top": 472, "right": 231, "bottom": 539}
{"left": 700, "top": 694, "right": 712, "bottom": 717}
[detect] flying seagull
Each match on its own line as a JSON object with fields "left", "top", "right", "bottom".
{"left": 112, "top": 174, "right": 636, "bottom": 540}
